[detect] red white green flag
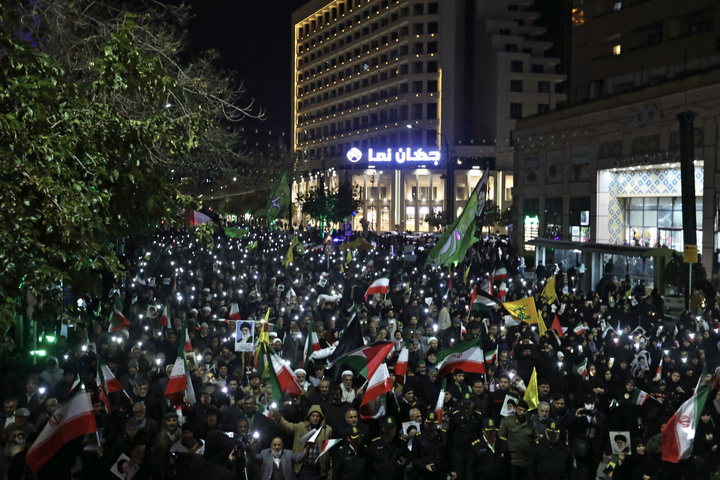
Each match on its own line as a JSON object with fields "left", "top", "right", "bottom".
{"left": 267, "top": 351, "right": 301, "bottom": 401}
{"left": 365, "top": 275, "right": 390, "bottom": 300}
{"left": 484, "top": 345, "right": 498, "bottom": 364}
{"left": 361, "top": 363, "right": 393, "bottom": 407}
{"left": 160, "top": 303, "right": 170, "bottom": 328}
{"left": 302, "top": 321, "right": 321, "bottom": 369}
{"left": 654, "top": 358, "right": 663, "bottom": 381}
{"left": 435, "top": 338, "right": 486, "bottom": 377}
{"left": 435, "top": 379, "right": 447, "bottom": 422}
{"left": 228, "top": 303, "right": 242, "bottom": 321}
{"left": 662, "top": 385, "right": 711, "bottom": 462}
{"left": 329, "top": 341, "right": 395, "bottom": 380}
{"left": 573, "top": 322, "right": 587, "bottom": 336}
{"left": 26, "top": 390, "right": 97, "bottom": 472}
{"left": 574, "top": 358, "right": 588, "bottom": 378}
{"left": 108, "top": 308, "right": 130, "bottom": 332}
{"left": 395, "top": 347, "right": 409, "bottom": 378}
{"left": 630, "top": 387, "right": 651, "bottom": 406}
{"left": 96, "top": 354, "right": 123, "bottom": 412}
{"left": 165, "top": 327, "right": 196, "bottom": 407}
{"left": 315, "top": 439, "right": 342, "bottom": 464}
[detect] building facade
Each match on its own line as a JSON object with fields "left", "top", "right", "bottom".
{"left": 291, "top": 0, "right": 565, "bottom": 232}
{"left": 513, "top": 69, "right": 720, "bottom": 288}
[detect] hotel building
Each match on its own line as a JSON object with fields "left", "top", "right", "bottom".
{"left": 291, "top": 0, "right": 566, "bottom": 232}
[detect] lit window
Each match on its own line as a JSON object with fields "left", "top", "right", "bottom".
{"left": 613, "top": 2, "right": 622, "bottom": 11}
{"left": 613, "top": 44, "right": 622, "bottom": 55}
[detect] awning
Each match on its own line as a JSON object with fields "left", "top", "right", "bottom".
{"left": 526, "top": 238, "right": 582, "bottom": 250}
{"left": 577, "top": 243, "right": 676, "bottom": 258}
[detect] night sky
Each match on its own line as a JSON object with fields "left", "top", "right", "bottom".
{"left": 181, "top": 0, "right": 562, "bottom": 145}
{"left": 184, "top": 0, "right": 308, "bottom": 138}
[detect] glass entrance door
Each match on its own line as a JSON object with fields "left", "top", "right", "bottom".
{"left": 658, "top": 229, "right": 682, "bottom": 251}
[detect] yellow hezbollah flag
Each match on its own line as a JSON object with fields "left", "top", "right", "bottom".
{"left": 503, "top": 296, "right": 539, "bottom": 324}
{"left": 282, "top": 236, "right": 299, "bottom": 267}
{"left": 463, "top": 263, "right": 471, "bottom": 285}
{"left": 523, "top": 367, "right": 539, "bottom": 411}
{"left": 542, "top": 275, "right": 558, "bottom": 304}
{"left": 346, "top": 250, "right": 353, "bottom": 263}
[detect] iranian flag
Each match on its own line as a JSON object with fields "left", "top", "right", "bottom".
{"left": 302, "top": 322, "right": 321, "bottom": 369}
{"left": 365, "top": 275, "right": 390, "bottom": 300}
{"left": 315, "top": 439, "right": 342, "bottom": 464}
{"left": 662, "top": 385, "right": 711, "bottom": 463}
{"left": 108, "top": 308, "right": 130, "bottom": 332}
{"left": 630, "top": 387, "right": 651, "bottom": 406}
{"left": 165, "top": 328, "right": 196, "bottom": 408}
{"left": 484, "top": 345, "right": 498, "bottom": 364}
{"left": 498, "top": 281, "right": 507, "bottom": 302}
{"left": 654, "top": 359, "right": 663, "bottom": 381}
{"left": 228, "top": 303, "right": 242, "bottom": 321}
{"left": 26, "top": 390, "right": 97, "bottom": 472}
{"left": 267, "top": 351, "right": 301, "bottom": 401}
{"left": 96, "top": 354, "right": 124, "bottom": 412}
{"left": 573, "top": 322, "right": 587, "bottom": 336}
{"left": 329, "top": 341, "right": 395, "bottom": 380}
{"left": 434, "top": 379, "right": 447, "bottom": 422}
{"left": 574, "top": 358, "right": 588, "bottom": 378}
{"left": 492, "top": 266, "right": 508, "bottom": 282}
{"left": 160, "top": 303, "right": 170, "bottom": 328}
{"left": 395, "top": 347, "right": 409, "bottom": 381}
{"left": 470, "top": 285, "right": 502, "bottom": 311}
{"left": 361, "top": 363, "right": 393, "bottom": 407}
{"left": 435, "top": 338, "right": 486, "bottom": 377}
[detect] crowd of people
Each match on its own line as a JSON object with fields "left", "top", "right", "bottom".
{"left": 2, "top": 225, "right": 720, "bottom": 480}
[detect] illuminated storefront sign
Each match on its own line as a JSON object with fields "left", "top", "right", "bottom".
{"left": 346, "top": 147, "right": 441, "bottom": 165}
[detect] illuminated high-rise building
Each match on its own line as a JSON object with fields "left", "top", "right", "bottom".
{"left": 291, "top": 0, "right": 565, "bottom": 231}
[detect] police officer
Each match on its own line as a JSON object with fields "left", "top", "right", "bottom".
{"left": 331, "top": 426, "right": 368, "bottom": 480}
{"left": 448, "top": 392, "right": 484, "bottom": 480}
{"left": 411, "top": 411, "right": 452, "bottom": 480}
{"left": 468, "top": 418, "right": 510, "bottom": 480}
{"left": 528, "top": 421, "right": 573, "bottom": 480}
{"left": 367, "top": 417, "right": 408, "bottom": 480}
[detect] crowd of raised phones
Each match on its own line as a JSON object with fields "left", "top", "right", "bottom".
{"left": 1, "top": 226, "right": 719, "bottom": 480}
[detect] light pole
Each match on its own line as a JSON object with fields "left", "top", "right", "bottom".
{"left": 406, "top": 125, "right": 453, "bottom": 222}
{"left": 370, "top": 174, "right": 376, "bottom": 231}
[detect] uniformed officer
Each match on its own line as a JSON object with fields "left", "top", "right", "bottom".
{"left": 367, "top": 417, "right": 408, "bottom": 480}
{"left": 411, "top": 411, "right": 453, "bottom": 480}
{"left": 448, "top": 392, "right": 484, "bottom": 480}
{"left": 331, "top": 426, "right": 368, "bottom": 480}
{"left": 468, "top": 417, "right": 510, "bottom": 480}
{"left": 527, "top": 421, "right": 573, "bottom": 480}
{"left": 498, "top": 399, "right": 536, "bottom": 480}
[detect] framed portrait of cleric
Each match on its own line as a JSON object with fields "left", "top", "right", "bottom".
{"left": 402, "top": 421, "right": 421, "bottom": 437}
{"left": 234, "top": 320, "right": 255, "bottom": 352}
{"left": 111, "top": 453, "right": 139, "bottom": 479}
{"left": 610, "top": 431, "right": 632, "bottom": 455}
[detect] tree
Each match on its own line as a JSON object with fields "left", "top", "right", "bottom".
{"left": 0, "top": 1, "right": 261, "bottom": 327}
{"left": 299, "top": 181, "right": 362, "bottom": 231}
{"left": 424, "top": 210, "right": 447, "bottom": 232}
{"left": 483, "top": 201, "right": 515, "bottom": 232}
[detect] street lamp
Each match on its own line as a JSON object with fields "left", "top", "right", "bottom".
{"left": 406, "top": 124, "right": 453, "bottom": 223}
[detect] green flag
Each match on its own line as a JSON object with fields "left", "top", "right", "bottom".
{"left": 264, "top": 172, "right": 291, "bottom": 223}
{"left": 225, "top": 227, "right": 249, "bottom": 239}
{"left": 425, "top": 168, "right": 488, "bottom": 267}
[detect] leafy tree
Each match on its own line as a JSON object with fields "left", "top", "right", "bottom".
{"left": 299, "top": 181, "right": 362, "bottom": 231}
{"left": 424, "top": 210, "right": 448, "bottom": 231}
{"left": 0, "top": 1, "right": 262, "bottom": 328}
{"left": 483, "top": 201, "right": 515, "bottom": 232}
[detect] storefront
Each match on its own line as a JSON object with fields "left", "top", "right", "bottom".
{"left": 292, "top": 145, "right": 497, "bottom": 232}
